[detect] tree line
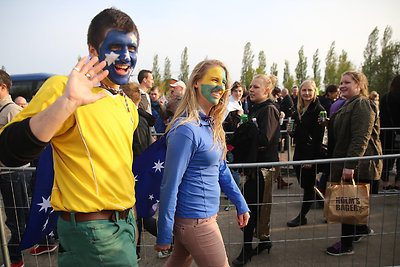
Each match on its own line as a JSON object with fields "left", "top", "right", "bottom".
{"left": 151, "top": 26, "right": 399, "bottom": 96}
{"left": 2, "top": 26, "right": 398, "bottom": 97}
{"left": 240, "top": 26, "right": 400, "bottom": 95}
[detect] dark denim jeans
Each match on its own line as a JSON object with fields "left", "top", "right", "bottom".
{"left": 0, "top": 171, "right": 31, "bottom": 263}
{"left": 0, "top": 171, "right": 56, "bottom": 263}
{"left": 136, "top": 217, "right": 158, "bottom": 256}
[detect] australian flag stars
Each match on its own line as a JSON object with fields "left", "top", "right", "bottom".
{"left": 133, "top": 135, "right": 167, "bottom": 218}
{"left": 20, "top": 135, "right": 167, "bottom": 250}
{"left": 19, "top": 145, "right": 60, "bottom": 251}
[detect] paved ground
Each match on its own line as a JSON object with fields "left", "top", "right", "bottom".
{"left": 1, "top": 152, "right": 400, "bottom": 266}
{"left": 137, "top": 180, "right": 400, "bottom": 267}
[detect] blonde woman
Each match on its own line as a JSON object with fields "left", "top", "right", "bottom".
{"left": 154, "top": 60, "right": 250, "bottom": 267}
{"left": 286, "top": 80, "right": 325, "bottom": 227}
{"left": 326, "top": 71, "right": 382, "bottom": 256}
{"left": 231, "top": 74, "right": 280, "bottom": 265}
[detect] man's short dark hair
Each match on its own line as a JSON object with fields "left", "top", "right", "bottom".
{"left": 272, "top": 87, "right": 281, "bottom": 97}
{"left": 87, "top": 8, "right": 139, "bottom": 53}
{"left": 138, "top": 70, "right": 152, "bottom": 84}
{"left": 326, "top": 84, "right": 339, "bottom": 94}
{"left": 0, "top": 70, "right": 12, "bottom": 92}
{"left": 150, "top": 86, "right": 160, "bottom": 92}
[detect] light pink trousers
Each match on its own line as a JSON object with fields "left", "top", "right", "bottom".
{"left": 164, "top": 214, "right": 229, "bottom": 267}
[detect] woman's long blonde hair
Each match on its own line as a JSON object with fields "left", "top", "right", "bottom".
{"left": 166, "top": 59, "right": 230, "bottom": 159}
{"left": 297, "top": 79, "right": 317, "bottom": 120}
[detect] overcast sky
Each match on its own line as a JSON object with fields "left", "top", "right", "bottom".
{"left": 1, "top": 0, "right": 399, "bottom": 87}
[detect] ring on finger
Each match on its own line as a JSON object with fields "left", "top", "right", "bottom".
{"left": 73, "top": 67, "right": 81, "bottom": 72}
{"left": 85, "top": 73, "right": 92, "bottom": 79}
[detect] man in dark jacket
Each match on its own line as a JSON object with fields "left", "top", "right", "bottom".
{"left": 318, "top": 84, "right": 339, "bottom": 117}
{"left": 280, "top": 88, "right": 294, "bottom": 151}
{"left": 149, "top": 86, "right": 167, "bottom": 133}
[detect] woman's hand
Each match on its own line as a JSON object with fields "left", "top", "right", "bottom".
{"left": 62, "top": 56, "right": 109, "bottom": 110}
{"left": 237, "top": 109, "right": 244, "bottom": 116}
{"left": 287, "top": 123, "right": 293, "bottom": 134}
{"left": 318, "top": 116, "right": 330, "bottom": 127}
{"left": 342, "top": 168, "right": 354, "bottom": 180}
{"left": 154, "top": 244, "right": 171, "bottom": 252}
{"left": 302, "top": 164, "right": 312, "bottom": 169}
{"left": 236, "top": 212, "right": 250, "bottom": 228}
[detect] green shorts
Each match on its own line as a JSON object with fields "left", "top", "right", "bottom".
{"left": 57, "top": 210, "right": 138, "bottom": 267}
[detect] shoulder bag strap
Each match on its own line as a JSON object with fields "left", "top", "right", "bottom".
{"left": 0, "top": 102, "right": 13, "bottom": 114}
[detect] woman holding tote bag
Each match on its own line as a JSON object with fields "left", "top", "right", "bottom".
{"left": 326, "top": 71, "right": 382, "bottom": 256}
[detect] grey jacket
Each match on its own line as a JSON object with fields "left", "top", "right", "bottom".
{"left": 330, "top": 94, "right": 382, "bottom": 181}
{"left": 0, "top": 95, "right": 21, "bottom": 130}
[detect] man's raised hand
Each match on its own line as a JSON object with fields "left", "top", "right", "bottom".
{"left": 63, "top": 56, "right": 109, "bottom": 108}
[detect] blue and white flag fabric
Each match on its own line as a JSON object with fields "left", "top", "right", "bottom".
{"left": 19, "top": 135, "right": 167, "bottom": 249}
{"left": 133, "top": 135, "right": 166, "bottom": 218}
{"left": 19, "top": 145, "right": 60, "bottom": 251}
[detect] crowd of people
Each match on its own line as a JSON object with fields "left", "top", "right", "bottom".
{"left": 0, "top": 7, "right": 399, "bottom": 267}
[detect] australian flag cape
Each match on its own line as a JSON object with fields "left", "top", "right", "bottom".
{"left": 133, "top": 135, "right": 166, "bottom": 218}
{"left": 19, "top": 145, "right": 60, "bottom": 251}
{"left": 19, "top": 135, "right": 167, "bottom": 250}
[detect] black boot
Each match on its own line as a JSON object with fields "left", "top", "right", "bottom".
{"left": 232, "top": 246, "right": 253, "bottom": 266}
{"left": 287, "top": 214, "right": 307, "bottom": 227}
{"left": 253, "top": 237, "right": 272, "bottom": 255}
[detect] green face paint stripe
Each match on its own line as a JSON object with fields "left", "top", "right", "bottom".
{"left": 201, "top": 84, "right": 223, "bottom": 105}
{"left": 222, "top": 69, "right": 227, "bottom": 85}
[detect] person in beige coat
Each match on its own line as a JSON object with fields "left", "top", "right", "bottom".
{"left": 326, "top": 71, "right": 382, "bottom": 256}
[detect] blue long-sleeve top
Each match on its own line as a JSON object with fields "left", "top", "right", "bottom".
{"left": 156, "top": 113, "right": 249, "bottom": 245}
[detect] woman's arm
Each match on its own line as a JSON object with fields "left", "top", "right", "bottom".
{"left": 311, "top": 109, "right": 325, "bottom": 159}
{"left": 218, "top": 160, "right": 250, "bottom": 227}
{"left": 345, "top": 99, "right": 375, "bottom": 170}
{"left": 219, "top": 161, "right": 249, "bottom": 214}
{"left": 156, "top": 126, "right": 195, "bottom": 246}
{"left": 257, "top": 105, "right": 280, "bottom": 146}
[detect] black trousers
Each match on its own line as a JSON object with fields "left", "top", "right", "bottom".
{"left": 0, "top": 172, "right": 30, "bottom": 263}
{"left": 136, "top": 217, "right": 158, "bottom": 256}
{"left": 242, "top": 169, "right": 265, "bottom": 249}
{"left": 340, "top": 180, "right": 372, "bottom": 248}
{"left": 294, "top": 165, "right": 317, "bottom": 216}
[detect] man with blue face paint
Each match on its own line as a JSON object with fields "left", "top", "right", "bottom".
{"left": 98, "top": 29, "right": 138, "bottom": 85}
{"left": 0, "top": 8, "right": 141, "bottom": 267}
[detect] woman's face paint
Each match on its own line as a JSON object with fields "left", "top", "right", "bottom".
{"left": 99, "top": 30, "right": 138, "bottom": 85}
{"left": 199, "top": 66, "right": 227, "bottom": 106}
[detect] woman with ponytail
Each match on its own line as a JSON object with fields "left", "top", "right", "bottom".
{"left": 231, "top": 74, "right": 280, "bottom": 265}
{"left": 326, "top": 71, "right": 382, "bottom": 256}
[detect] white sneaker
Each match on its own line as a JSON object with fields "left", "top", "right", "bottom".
{"left": 353, "top": 227, "right": 374, "bottom": 243}
{"left": 158, "top": 248, "right": 172, "bottom": 258}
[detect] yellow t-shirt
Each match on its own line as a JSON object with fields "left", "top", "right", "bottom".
{"left": 6, "top": 76, "right": 138, "bottom": 212}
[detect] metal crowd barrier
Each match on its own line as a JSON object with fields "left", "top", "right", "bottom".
{"left": 0, "top": 138, "right": 399, "bottom": 266}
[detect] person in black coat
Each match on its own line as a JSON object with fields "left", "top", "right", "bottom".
{"left": 231, "top": 74, "right": 280, "bottom": 265}
{"left": 122, "top": 83, "right": 169, "bottom": 260}
{"left": 380, "top": 75, "right": 400, "bottom": 190}
{"left": 287, "top": 80, "right": 325, "bottom": 227}
{"left": 280, "top": 88, "right": 294, "bottom": 151}
{"left": 270, "top": 87, "right": 293, "bottom": 188}
{"left": 223, "top": 81, "right": 245, "bottom": 133}
{"left": 318, "top": 84, "right": 339, "bottom": 117}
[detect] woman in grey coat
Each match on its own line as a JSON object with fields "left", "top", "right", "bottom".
{"left": 326, "top": 71, "right": 382, "bottom": 256}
